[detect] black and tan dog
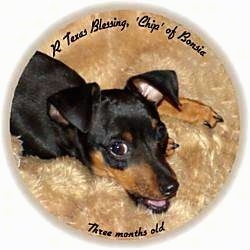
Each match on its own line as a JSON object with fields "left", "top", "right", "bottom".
{"left": 10, "top": 51, "right": 223, "bottom": 213}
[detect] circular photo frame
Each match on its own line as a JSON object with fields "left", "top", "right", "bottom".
{"left": 10, "top": 9, "right": 240, "bottom": 240}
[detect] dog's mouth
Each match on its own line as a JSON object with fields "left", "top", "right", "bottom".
{"left": 128, "top": 193, "right": 171, "bottom": 213}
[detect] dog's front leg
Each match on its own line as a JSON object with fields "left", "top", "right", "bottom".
{"left": 159, "top": 98, "right": 223, "bottom": 128}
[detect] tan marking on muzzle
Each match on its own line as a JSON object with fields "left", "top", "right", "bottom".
{"left": 90, "top": 151, "right": 165, "bottom": 199}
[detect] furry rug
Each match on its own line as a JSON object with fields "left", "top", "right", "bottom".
{"left": 11, "top": 10, "right": 239, "bottom": 239}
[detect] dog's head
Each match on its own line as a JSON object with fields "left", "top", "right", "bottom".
{"left": 47, "top": 70, "right": 180, "bottom": 213}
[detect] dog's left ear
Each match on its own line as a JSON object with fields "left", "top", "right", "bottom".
{"left": 47, "top": 83, "right": 100, "bottom": 133}
{"left": 125, "top": 70, "right": 180, "bottom": 108}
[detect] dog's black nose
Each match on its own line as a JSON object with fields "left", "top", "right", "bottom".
{"left": 159, "top": 179, "right": 179, "bottom": 198}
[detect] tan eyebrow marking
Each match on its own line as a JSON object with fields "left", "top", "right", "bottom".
{"left": 151, "top": 119, "right": 158, "bottom": 129}
{"left": 122, "top": 131, "right": 133, "bottom": 143}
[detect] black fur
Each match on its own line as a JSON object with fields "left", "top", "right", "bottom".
{"left": 10, "top": 51, "right": 179, "bottom": 212}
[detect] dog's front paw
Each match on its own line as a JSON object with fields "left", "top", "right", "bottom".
{"left": 166, "top": 138, "right": 179, "bottom": 157}
{"left": 178, "top": 98, "right": 224, "bottom": 129}
{"left": 203, "top": 112, "right": 224, "bottom": 128}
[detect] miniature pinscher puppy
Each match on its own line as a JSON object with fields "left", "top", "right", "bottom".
{"left": 10, "top": 51, "right": 223, "bottom": 213}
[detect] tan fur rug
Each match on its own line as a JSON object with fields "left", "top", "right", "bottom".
{"left": 11, "top": 10, "right": 239, "bottom": 239}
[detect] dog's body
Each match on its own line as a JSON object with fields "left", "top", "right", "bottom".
{"left": 11, "top": 51, "right": 223, "bottom": 213}
{"left": 11, "top": 51, "right": 86, "bottom": 159}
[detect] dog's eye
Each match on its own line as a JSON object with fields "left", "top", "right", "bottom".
{"left": 109, "top": 141, "right": 128, "bottom": 157}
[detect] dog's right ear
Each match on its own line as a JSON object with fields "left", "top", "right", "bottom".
{"left": 47, "top": 83, "right": 100, "bottom": 133}
{"left": 125, "top": 70, "right": 180, "bottom": 109}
